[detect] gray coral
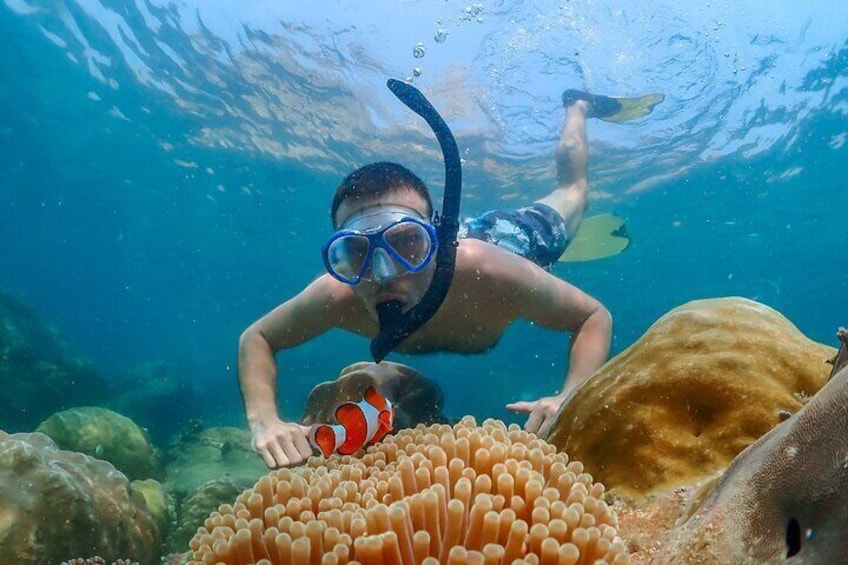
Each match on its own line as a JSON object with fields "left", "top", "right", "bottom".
{"left": 0, "top": 431, "right": 161, "bottom": 564}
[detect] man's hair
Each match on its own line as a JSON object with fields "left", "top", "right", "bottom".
{"left": 331, "top": 162, "right": 433, "bottom": 227}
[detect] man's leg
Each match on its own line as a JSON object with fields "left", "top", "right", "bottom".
{"left": 535, "top": 100, "right": 590, "bottom": 239}
{"left": 458, "top": 100, "right": 592, "bottom": 267}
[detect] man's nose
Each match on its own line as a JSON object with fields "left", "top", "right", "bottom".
{"left": 370, "top": 248, "right": 399, "bottom": 282}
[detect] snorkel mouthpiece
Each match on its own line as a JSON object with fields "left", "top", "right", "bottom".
{"left": 376, "top": 299, "right": 405, "bottom": 330}
{"left": 370, "top": 79, "right": 462, "bottom": 362}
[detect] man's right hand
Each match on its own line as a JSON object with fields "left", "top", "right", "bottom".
{"left": 250, "top": 419, "right": 314, "bottom": 468}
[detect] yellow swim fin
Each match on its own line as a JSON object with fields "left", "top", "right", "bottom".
{"left": 562, "top": 89, "right": 665, "bottom": 122}
{"left": 558, "top": 214, "right": 630, "bottom": 263}
{"left": 599, "top": 93, "right": 665, "bottom": 123}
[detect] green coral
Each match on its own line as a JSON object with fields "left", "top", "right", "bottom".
{"left": 36, "top": 407, "right": 162, "bottom": 481}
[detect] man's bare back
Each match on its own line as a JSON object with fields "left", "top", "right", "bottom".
{"left": 330, "top": 238, "right": 603, "bottom": 354}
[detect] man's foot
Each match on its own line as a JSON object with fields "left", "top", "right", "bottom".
{"left": 562, "top": 89, "right": 622, "bottom": 118}
{"left": 562, "top": 89, "right": 665, "bottom": 122}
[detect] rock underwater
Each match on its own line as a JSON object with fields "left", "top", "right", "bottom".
{"left": 546, "top": 297, "right": 843, "bottom": 563}
{"left": 0, "top": 431, "right": 161, "bottom": 565}
{"left": 302, "top": 361, "right": 448, "bottom": 429}
{"left": 653, "top": 327, "right": 848, "bottom": 563}
{"left": 547, "top": 297, "right": 834, "bottom": 497}
{"left": 36, "top": 406, "right": 163, "bottom": 481}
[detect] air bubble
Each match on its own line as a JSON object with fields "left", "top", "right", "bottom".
{"left": 413, "top": 42, "right": 426, "bottom": 59}
{"left": 460, "top": 3, "right": 484, "bottom": 22}
{"left": 434, "top": 28, "right": 449, "bottom": 43}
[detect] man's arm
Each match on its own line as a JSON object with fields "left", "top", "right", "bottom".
{"left": 238, "top": 275, "right": 353, "bottom": 467}
{"left": 553, "top": 293, "right": 611, "bottom": 396}
{"left": 498, "top": 254, "right": 612, "bottom": 435}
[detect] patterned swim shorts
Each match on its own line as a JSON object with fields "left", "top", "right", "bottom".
{"left": 458, "top": 203, "right": 569, "bottom": 269}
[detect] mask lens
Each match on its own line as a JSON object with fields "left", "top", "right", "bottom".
{"left": 384, "top": 221, "right": 432, "bottom": 268}
{"left": 327, "top": 234, "right": 370, "bottom": 281}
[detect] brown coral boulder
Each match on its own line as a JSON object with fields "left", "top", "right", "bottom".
{"left": 0, "top": 431, "right": 161, "bottom": 565}
{"left": 652, "top": 342, "right": 848, "bottom": 563}
{"left": 301, "top": 361, "right": 447, "bottom": 429}
{"left": 547, "top": 297, "right": 835, "bottom": 497}
{"left": 36, "top": 406, "right": 162, "bottom": 481}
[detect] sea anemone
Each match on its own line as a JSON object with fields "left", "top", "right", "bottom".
{"left": 188, "top": 417, "right": 628, "bottom": 564}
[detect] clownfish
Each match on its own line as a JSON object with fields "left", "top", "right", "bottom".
{"left": 309, "top": 386, "right": 395, "bottom": 458}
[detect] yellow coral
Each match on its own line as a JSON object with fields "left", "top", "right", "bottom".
{"left": 547, "top": 297, "right": 835, "bottom": 497}
{"left": 187, "top": 417, "right": 628, "bottom": 564}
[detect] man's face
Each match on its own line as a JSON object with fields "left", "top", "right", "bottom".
{"left": 334, "top": 189, "right": 436, "bottom": 321}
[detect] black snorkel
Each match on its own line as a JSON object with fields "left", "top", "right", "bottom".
{"left": 370, "top": 79, "right": 462, "bottom": 362}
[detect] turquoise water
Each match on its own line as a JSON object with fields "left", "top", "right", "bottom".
{"left": 1, "top": 1, "right": 846, "bottom": 434}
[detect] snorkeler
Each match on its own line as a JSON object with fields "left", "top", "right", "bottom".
{"left": 238, "top": 86, "right": 663, "bottom": 469}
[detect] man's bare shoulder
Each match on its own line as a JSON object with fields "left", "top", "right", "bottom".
{"left": 303, "top": 273, "right": 355, "bottom": 302}
{"left": 455, "top": 238, "right": 549, "bottom": 287}
{"left": 298, "top": 274, "right": 370, "bottom": 320}
{"left": 306, "top": 275, "right": 375, "bottom": 333}
{"left": 253, "top": 275, "right": 369, "bottom": 345}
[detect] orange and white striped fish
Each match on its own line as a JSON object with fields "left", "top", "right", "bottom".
{"left": 309, "top": 386, "right": 395, "bottom": 457}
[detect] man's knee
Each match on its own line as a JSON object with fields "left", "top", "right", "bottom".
{"left": 556, "top": 135, "right": 587, "bottom": 160}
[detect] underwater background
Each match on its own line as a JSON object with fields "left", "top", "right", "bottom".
{"left": 1, "top": 0, "right": 846, "bottom": 439}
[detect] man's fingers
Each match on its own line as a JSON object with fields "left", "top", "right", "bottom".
{"left": 280, "top": 437, "right": 304, "bottom": 466}
{"left": 538, "top": 414, "right": 556, "bottom": 438}
{"left": 295, "top": 426, "right": 314, "bottom": 460}
{"left": 259, "top": 448, "right": 277, "bottom": 469}
{"left": 524, "top": 411, "right": 544, "bottom": 434}
{"left": 268, "top": 442, "right": 289, "bottom": 469}
{"left": 506, "top": 401, "right": 535, "bottom": 413}
{"left": 251, "top": 421, "right": 315, "bottom": 468}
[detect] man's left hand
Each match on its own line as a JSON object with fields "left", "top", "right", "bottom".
{"left": 506, "top": 394, "right": 567, "bottom": 437}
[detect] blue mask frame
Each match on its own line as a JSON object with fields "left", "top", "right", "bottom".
{"left": 322, "top": 216, "right": 439, "bottom": 285}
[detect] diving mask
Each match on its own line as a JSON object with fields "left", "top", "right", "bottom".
{"left": 323, "top": 207, "right": 439, "bottom": 285}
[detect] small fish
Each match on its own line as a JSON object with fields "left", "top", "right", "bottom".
{"left": 309, "top": 387, "right": 395, "bottom": 457}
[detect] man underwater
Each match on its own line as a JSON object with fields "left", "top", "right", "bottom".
{"left": 238, "top": 89, "right": 662, "bottom": 468}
